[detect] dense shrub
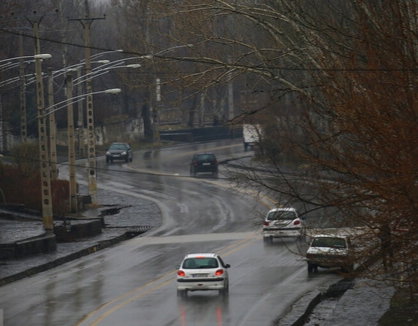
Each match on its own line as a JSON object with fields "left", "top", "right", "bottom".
{"left": 0, "top": 164, "right": 69, "bottom": 216}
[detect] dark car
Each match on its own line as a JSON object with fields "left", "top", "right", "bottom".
{"left": 190, "top": 153, "right": 218, "bottom": 177}
{"left": 106, "top": 142, "right": 133, "bottom": 163}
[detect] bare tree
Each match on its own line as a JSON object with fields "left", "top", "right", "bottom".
{"left": 8, "top": 0, "right": 415, "bottom": 296}
{"left": 107, "top": 0, "right": 418, "bottom": 296}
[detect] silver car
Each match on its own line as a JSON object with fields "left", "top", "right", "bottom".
{"left": 176, "top": 253, "right": 230, "bottom": 297}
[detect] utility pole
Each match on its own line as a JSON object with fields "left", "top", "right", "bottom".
{"left": 19, "top": 32, "right": 27, "bottom": 143}
{"left": 227, "top": 58, "right": 234, "bottom": 121}
{"left": 69, "top": 11, "right": 105, "bottom": 206}
{"left": 66, "top": 73, "right": 77, "bottom": 213}
{"left": 48, "top": 68, "right": 58, "bottom": 180}
{"left": 77, "top": 67, "right": 84, "bottom": 156}
{"left": 29, "top": 16, "right": 54, "bottom": 232}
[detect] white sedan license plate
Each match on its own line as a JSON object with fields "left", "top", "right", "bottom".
{"left": 192, "top": 273, "right": 209, "bottom": 277}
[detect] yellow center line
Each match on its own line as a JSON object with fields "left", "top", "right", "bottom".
{"left": 75, "top": 232, "right": 261, "bottom": 326}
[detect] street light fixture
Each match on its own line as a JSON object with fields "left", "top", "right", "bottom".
{"left": 103, "top": 89, "right": 122, "bottom": 94}
{"left": 0, "top": 54, "right": 51, "bottom": 69}
{"left": 34, "top": 54, "right": 52, "bottom": 60}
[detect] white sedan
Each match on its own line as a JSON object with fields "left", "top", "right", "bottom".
{"left": 175, "top": 253, "right": 230, "bottom": 297}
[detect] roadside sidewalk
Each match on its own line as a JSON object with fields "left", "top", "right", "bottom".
{"left": 0, "top": 186, "right": 162, "bottom": 287}
{"left": 277, "top": 278, "right": 394, "bottom": 326}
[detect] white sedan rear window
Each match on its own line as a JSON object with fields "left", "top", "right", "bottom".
{"left": 183, "top": 258, "right": 219, "bottom": 269}
{"left": 267, "top": 211, "right": 297, "bottom": 220}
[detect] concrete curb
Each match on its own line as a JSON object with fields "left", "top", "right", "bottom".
{"left": 277, "top": 278, "right": 355, "bottom": 326}
{"left": 277, "top": 291, "right": 322, "bottom": 326}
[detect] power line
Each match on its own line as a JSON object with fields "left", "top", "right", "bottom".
{"left": 1, "top": 27, "right": 416, "bottom": 73}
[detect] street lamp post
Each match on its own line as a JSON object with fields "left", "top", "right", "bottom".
{"left": 83, "top": 60, "right": 140, "bottom": 205}
{"left": 77, "top": 67, "right": 84, "bottom": 156}
{"left": 72, "top": 60, "right": 109, "bottom": 156}
{"left": 66, "top": 73, "right": 77, "bottom": 213}
{"left": 19, "top": 35, "right": 27, "bottom": 143}
{"left": 35, "top": 51, "right": 54, "bottom": 232}
{"left": 84, "top": 32, "right": 98, "bottom": 205}
{"left": 76, "top": 52, "right": 122, "bottom": 157}
{"left": 46, "top": 60, "right": 111, "bottom": 180}
{"left": 47, "top": 68, "right": 58, "bottom": 180}
{"left": 69, "top": 63, "right": 140, "bottom": 198}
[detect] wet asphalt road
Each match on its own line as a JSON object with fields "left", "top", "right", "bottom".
{"left": 0, "top": 139, "right": 341, "bottom": 326}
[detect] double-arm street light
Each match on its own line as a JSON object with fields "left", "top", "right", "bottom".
{"left": 44, "top": 87, "right": 121, "bottom": 213}
{"left": 0, "top": 54, "right": 51, "bottom": 69}
{"left": 47, "top": 60, "right": 111, "bottom": 180}
{"left": 78, "top": 58, "right": 141, "bottom": 205}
